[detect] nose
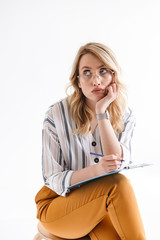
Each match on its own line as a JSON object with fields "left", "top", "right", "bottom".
{"left": 92, "top": 75, "right": 101, "bottom": 86}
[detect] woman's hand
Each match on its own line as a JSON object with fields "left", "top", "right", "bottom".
{"left": 96, "top": 83, "right": 119, "bottom": 114}
{"left": 95, "top": 154, "right": 122, "bottom": 175}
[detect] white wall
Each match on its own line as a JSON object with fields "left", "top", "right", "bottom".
{"left": 0, "top": 0, "right": 160, "bottom": 239}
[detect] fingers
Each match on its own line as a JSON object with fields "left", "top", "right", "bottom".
{"left": 108, "top": 160, "right": 122, "bottom": 170}
{"left": 106, "top": 160, "right": 122, "bottom": 169}
{"left": 95, "top": 83, "right": 119, "bottom": 113}
{"left": 100, "top": 154, "right": 122, "bottom": 171}
{"left": 111, "top": 83, "right": 119, "bottom": 94}
{"left": 108, "top": 161, "right": 122, "bottom": 171}
{"left": 106, "top": 83, "right": 119, "bottom": 100}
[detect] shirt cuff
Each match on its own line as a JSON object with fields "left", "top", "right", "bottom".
{"left": 120, "top": 143, "right": 132, "bottom": 169}
{"left": 61, "top": 170, "right": 74, "bottom": 197}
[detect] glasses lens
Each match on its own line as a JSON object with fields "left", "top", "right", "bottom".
{"left": 82, "top": 70, "right": 92, "bottom": 80}
{"left": 98, "top": 68, "right": 114, "bottom": 80}
{"left": 80, "top": 69, "right": 114, "bottom": 80}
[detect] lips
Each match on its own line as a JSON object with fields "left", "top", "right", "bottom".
{"left": 92, "top": 88, "right": 105, "bottom": 93}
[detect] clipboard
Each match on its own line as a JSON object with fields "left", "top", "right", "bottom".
{"left": 67, "top": 163, "right": 152, "bottom": 190}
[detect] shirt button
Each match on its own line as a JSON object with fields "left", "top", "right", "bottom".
{"left": 94, "top": 158, "right": 99, "bottom": 163}
{"left": 92, "top": 141, "right": 96, "bottom": 146}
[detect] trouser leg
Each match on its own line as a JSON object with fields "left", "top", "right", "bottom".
{"left": 35, "top": 174, "right": 146, "bottom": 240}
{"left": 88, "top": 174, "right": 146, "bottom": 240}
{"left": 89, "top": 213, "right": 120, "bottom": 240}
{"left": 105, "top": 174, "right": 146, "bottom": 240}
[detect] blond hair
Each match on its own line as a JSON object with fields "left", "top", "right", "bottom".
{"left": 66, "top": 42, "right": 127, "bottom": 135}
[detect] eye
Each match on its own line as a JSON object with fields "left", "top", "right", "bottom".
{"left": 83, "top": 69, "right": 91, "bottom": 76}
{"left": 99, "top": 68, "right": 108, "bottom": 75}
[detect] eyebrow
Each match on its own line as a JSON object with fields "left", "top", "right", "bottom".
{"left": 80, "top": 64, "right": 105, "bottom": 70}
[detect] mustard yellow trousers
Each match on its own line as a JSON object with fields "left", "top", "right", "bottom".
{"left": 35, "top": 173, "right": 146, "bottom": 240}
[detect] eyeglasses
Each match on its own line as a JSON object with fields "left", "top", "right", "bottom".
{"left": 77, "top": 68, "right": 115, "bottom": 81}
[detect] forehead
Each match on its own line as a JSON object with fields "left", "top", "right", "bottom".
{"left": 79, "top": 53, "right": 104, "bottom": 70}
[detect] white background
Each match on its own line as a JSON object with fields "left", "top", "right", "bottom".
{"left": 0, "top": 0, "right": 160, "bottom": 239}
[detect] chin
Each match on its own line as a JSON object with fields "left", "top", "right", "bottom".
{"left": 86, "top": 95, "right": 104, "bottom": 105}
{"left": 95, "top": 96, "right": 104, "bottom": 102}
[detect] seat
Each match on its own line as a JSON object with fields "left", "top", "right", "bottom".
{"left": 33, "top": 222, "right": 90, "bottom": 240}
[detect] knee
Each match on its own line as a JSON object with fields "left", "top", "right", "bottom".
{"left": 109, "top": 173, "right": 133, "bottom": 194}
{"left": 105, "top": 174, "right": 134, "bottom": 208}
{"left": 113, "top": 173, "right": 130, "bottom": 185}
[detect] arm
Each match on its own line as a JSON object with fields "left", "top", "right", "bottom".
{"left": 71, "top": 154, "right": 122, "bottom": 185}
{"left": 95, "top": 83, "right": 122, "bottom": 156}
{"left": 97, "top": 119, "right": 122, "bottom": 156}
{"left": 71, "top": 84, "right": 125, "bottom": 186}
{"left": 71, "top": 111, "right": 135, "bottom": 186}
{"left": 42, "top": 108, "right": 74, "bottom": 196}
{"left": 43, "top": 108, "right": 116, "bottom": 193}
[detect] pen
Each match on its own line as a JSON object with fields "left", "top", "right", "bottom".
{"left": 90, "top": 152, "right": 104, "bottom": 157}
{"left": 90, "top": 152, "right": 125, "bottom": 162}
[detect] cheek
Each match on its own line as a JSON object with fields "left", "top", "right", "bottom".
{"left": 104, "top": 76, "right": 113, "bottom": 86}
{"left": 78, "top": 81, "right": 90, "bottom": 96}
{"left": 78, "top": 80, "right": 89, "bottom": 89}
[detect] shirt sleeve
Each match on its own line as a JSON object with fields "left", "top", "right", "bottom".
{"left": 42, "top": 108, "right": 74, "bottom": 197}
{"left": 118, "top": 107, "right": 136, "bottom": 168}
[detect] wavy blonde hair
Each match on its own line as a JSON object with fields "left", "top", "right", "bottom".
{"left": 66, "top": 42, "right": 127, "bottom": 135}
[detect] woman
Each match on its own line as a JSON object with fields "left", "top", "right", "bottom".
{"left": 35, "top": 42, "right": 146, "bottom": 240}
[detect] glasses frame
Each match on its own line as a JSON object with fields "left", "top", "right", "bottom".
{"left": 77, "top": 68, "right": 115, "bottom": 80}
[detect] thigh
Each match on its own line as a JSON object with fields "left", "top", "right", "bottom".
{"left": 39, "top": 174, "right": 128, "bottom": 239}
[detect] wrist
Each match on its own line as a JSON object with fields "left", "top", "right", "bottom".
{"left": 95, "top": 105, "right": 109, "bottom": 115}
{"left": 96, "top": 111, "right": 109, "bottom": 120}
{"left": 96, "top": 110, "right": 105, "bottom": 114}
{"left": 96, "top": 108, "right": 107, "bottom": 114}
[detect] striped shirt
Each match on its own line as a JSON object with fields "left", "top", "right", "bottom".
{"left": 42, "top": 97, "right": 136, "bottom": 196}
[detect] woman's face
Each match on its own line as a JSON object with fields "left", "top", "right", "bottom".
{"left": 78, "top": 53, "right": 113, "bottom": 108}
